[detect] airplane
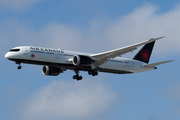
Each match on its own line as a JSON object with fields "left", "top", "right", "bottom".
{"left": 5, "top": 37, "right": 173, "bottom": 81}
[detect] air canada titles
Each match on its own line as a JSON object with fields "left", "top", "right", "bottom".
{"left": 30, "top": 47, "right": 64, "bottom": 53}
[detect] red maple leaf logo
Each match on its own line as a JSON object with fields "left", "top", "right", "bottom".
{"left": 141, "top": 49, "right": 150, "bottom": 61}
{"left": 142, "top": 52, "right": 148, "bottom": 58}
{"left": 31, "top": 54, "right": 35, "bottom": 58}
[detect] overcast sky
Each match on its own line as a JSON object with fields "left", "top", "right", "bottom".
{"left": 1, "top": 0, "right": 180, "bottom": 120}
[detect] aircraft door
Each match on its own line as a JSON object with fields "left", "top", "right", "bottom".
{"left": 124, "top": 60, "right": 130, "bottom": 68}
{"left": 131, "top": 61, "right": 135, "bottom": 68}
{"left": 24, "top": 49, "right": 28, "bottom": 55}
{"left": 55, "top": 53, "right": 60, "bottom": 58}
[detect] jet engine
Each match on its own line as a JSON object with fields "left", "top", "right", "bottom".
{"left": 72, "top": 55, "right": 94, "bottom": 66}
{"left": 42, "top": 66, "right": 63, "bottom": 76}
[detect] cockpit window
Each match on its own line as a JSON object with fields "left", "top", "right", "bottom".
{"left": 9, "top": 49, "right": 20, "bottom": 52}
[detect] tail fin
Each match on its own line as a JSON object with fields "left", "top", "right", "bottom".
{"left": 133, "top": 41, "right": 155, "bottom": 63}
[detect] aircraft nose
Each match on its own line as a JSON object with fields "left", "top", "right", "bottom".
{"left": 5, "top": 52, "right": 10, "bottom": 59}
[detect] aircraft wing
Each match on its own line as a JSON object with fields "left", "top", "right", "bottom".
{"left": 90, "top": 36, "right": 164, "bottom": 69}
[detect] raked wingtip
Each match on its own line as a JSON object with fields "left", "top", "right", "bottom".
{"left": 148, "top": 36, "right": 165, "bottom": 42}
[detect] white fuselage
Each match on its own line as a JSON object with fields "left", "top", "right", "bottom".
{"left": 5, "top": 46, "right": 155, "bottom": 74}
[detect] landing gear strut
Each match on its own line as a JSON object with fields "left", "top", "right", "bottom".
{"left": 73, "top": 70, "right": 83, "bottom": 81}
{"left": 16, "top": 61, "right": 22, "bottom": 70}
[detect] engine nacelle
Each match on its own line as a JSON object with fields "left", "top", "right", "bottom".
{"left": 42, "top": 66, "right": 63, "bottom": 76}
{"left": 72, "top": 55, "right": 94, "bottom": 66}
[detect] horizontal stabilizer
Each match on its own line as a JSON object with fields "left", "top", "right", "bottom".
{"left": 143, "top": 60, "right": 174, "bottom": 68}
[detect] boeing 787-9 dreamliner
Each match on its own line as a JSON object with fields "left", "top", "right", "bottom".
{"left": 5, "top": 37, "right": 173, "bottom": 80}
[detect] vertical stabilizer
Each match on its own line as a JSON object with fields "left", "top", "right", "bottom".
{"left": 133, "top": 41, "right": 155, "bottom": 63}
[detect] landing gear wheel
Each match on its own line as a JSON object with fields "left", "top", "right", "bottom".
{"left": 77, "top": 76, "right": 83, "bottom": 81}
{"left": 88, "top": 71, "right": 92, "bottom": 75}
{"left": 89, "top": 70, "right": 98, "bottom": 76}
{"left": 77, "top": 77, "right": 80, "bottom": 81}
{"left": 78, "top": 76, "right": 83, "bottom": 80}
{"left": 94, "top": 71, "right": 98, "bottom": 76}
{"left": 17, "top": 66, "right": 22, "bottom": 70}
{"left": 73, "top": 75, "right": 77, "bottom": 79}
{"left": 73, "top": 74, "right": 83, "bottom": 81}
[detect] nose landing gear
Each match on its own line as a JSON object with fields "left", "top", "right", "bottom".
{"left": 16, "top": 61, "right": 22, "bottom": 70}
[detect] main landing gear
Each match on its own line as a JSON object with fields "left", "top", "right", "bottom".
{"left": 73, "top": 70, "right": 83, "bottom": 81}
{"left": 73, "top": 70, "right": 98, "bottom": 81}
{"left": 16, "top": 61, "right": 22, "bottom": 70}
{"left": 88, "top": 70, "right": 98, "bottom": 76}
{"left": 73, "top": 74, "right": 83, "bottom": 81}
